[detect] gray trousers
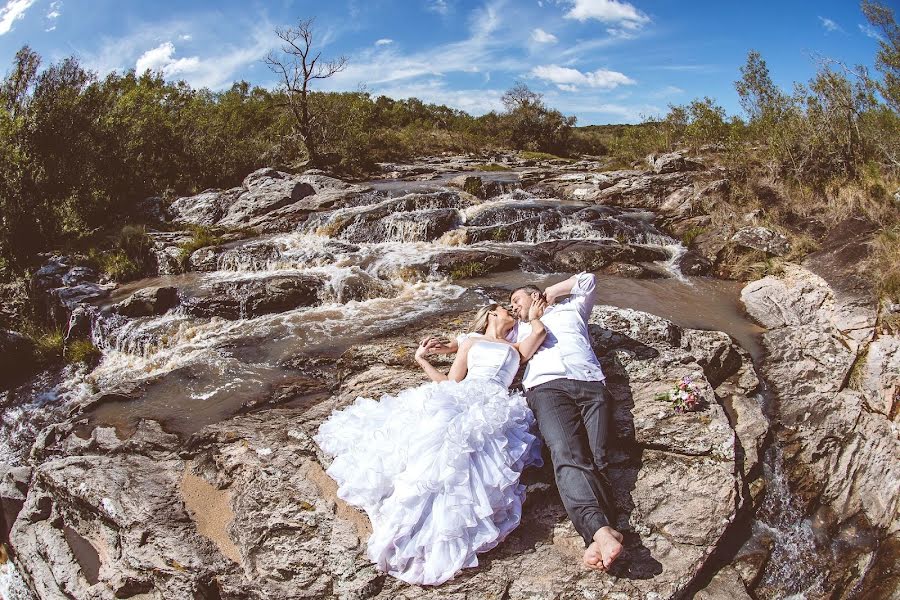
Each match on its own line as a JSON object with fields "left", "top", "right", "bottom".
{"left": 526, "top": 378, "right": 615, "bottom": 546}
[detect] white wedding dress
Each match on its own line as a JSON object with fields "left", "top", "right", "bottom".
{"left": 314, "top": 337, "right": 543, "bottom": 585}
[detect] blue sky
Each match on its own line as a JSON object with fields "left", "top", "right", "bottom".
{"left": 0, "top": 0, "right": 889, "bottom": 125}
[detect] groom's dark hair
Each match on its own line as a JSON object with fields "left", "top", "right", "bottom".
{"left": 510, "top": 284, "right": 541, "bottom": 300}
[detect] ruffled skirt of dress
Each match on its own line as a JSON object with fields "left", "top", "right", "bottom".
{"left": 313, "top": 377, "right": 543, "bottom": 586}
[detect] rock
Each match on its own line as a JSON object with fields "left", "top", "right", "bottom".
{"left": 168, "top": 188, "right": 243, "bottom": 226}
{"left": 428, "top": 249, "right": 522, "bottom": 280}
{"left": 0, "top": 464, "right": 31, "bottom": 539}
{"left": 647, "top": 152, "right": 704, "bottom": 174}
{"left": 730, "top": 226, "right": 791, "bottom": 256}
{"left": 450, "top": 212, "right": 563, "bottom": 244}
{"left": 858, "top": 336, "right": 900, "bottom": 419}
{"left": 677, "top": 250, "right": 713, "bottom": 276}
{"left": 695, "top": 566, "right": 754, "bottom": 599}
{"left": 525, "top": 240, "right": 669, "bottom": 274}
{"left": 6, "top": 305, "right": 767, "bottom": 599}
{"left": 311, "top": 191, "right": 470, "bottom": 243}
{"left": 182, "top": 275, "right": 325, "bottom": 320}
{"left": 115, "top": 286, "right": 179, "bottom": 318}
{"left": 218, "top": 169, "right": 316, "bottom": 227}
{"left": 0, "top": 330, "right": 34, "bottom": 388}
{"left": 741, "top": 263, "right": 900, "bottom": 592}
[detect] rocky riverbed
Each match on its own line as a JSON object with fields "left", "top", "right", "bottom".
{"left": 0, "top": 152, "right": 897, "bottom": 599}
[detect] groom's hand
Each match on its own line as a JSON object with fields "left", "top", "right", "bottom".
{"left": 419, "top": 336, "right": 457, "bottom": 355}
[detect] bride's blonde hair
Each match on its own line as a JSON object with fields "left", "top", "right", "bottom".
{"left": 469, "top": 303, "right": 498, "bottom": 334}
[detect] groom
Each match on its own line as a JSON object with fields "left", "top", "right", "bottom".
{"left": 508, "top": 273, "right": 623, "bottom": 571}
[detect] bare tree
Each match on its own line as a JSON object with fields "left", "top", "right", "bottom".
{"left": 265, "top": 18, "right": 347, "bottom": 166}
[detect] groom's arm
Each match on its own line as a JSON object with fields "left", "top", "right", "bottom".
{"left": 544, "top": 273, "right": 597, "bottom": 318}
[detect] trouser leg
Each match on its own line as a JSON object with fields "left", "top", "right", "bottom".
{"left": 526, "top": 378, "right": 615, "bottom": 546}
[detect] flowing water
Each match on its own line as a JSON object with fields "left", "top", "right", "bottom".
{"left": 0, "top": 170, "right": 829, "bottom": 596}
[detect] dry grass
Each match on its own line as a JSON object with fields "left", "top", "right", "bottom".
{"left": 870, "top": 226, "right": 900, "bottom": 303}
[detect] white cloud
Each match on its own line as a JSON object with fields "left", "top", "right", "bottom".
{"left": 375, "top": 38, "right": 394, "bottom": 46}
{"left": 180, "top": 33, "right": 192, "bottom": 41}
{"left": 428, "top": 0, "right": 451, "bottom": 14}
{"left": 818, "top": 16, "right": 841, "bottom": 33}
{"left": 557, "top": 83, "right": 577, "bottom": 92}
{"left": 859, "top": 23, "right": 883, "bottom": 41}
{"left": 81, "top": 20, "right": 275, "bottom": 90}
{"left": 0, "top": 0, "right": 36, "bottom": 36}
{"left": 530, "top": 64, "right": 635, "bottom": 90}
{"left": 375, "top": 79, "right": 504, "bottom": 114}
{"left": 325, "top": 0, "right": 524, "bottom": 89}
{"left": 561, "top": 0, "right": 649, "bottom": 29}
{"left": 136, "top": 42, "right": 200, "bottom": 76}
{"left": 531, "top": 28, "right": 557, "bottom": 43}
{"left": 46, "top": 0, "right": 61, "bottom": 19}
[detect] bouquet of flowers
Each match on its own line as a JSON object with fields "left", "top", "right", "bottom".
{"left": 656, "top": 375, "right": 702, "bottom": 413}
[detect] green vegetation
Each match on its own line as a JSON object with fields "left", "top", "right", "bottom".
{"left": 177, "top": 226, "right": 223, "bottom": 268}
{"left": 65, "top": 339, "right": 102, "bottom": 365}
{"left": 475, "top": 163, "right": 512, "bottom": 171}
{"left": 449, "top": 261, "right": 491, "bottom": 280}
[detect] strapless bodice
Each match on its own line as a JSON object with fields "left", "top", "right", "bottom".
{"left": 465, "top": 338, "right": 520, "bottom": 387}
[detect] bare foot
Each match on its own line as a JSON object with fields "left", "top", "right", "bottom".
{"left": 583, "top": 526, "right": 624, "bottom": 571}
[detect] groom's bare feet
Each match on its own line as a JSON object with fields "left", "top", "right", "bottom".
{"left": 583, "top": 526, "right": 624, "bottom": 571}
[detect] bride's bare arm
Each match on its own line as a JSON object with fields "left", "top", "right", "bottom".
{"left": 515, "top": 318, "right": 546, "bottom": 361}
{"left": 415, "top": 338, "right": 471, "bottom": 382}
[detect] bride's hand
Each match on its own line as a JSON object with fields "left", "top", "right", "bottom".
{"left": 415, "top": 339, "right": 431, "bottom": 361}
{"left": 419, "top": 336, "right": 452, "bottom": 355}
{"left": 527, "top": 296, "right": 547, "bottom": 322}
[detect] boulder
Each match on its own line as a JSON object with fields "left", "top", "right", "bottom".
{"left": 168, "top": 188, "right": 243, "bottom": 227}
{"left": 647, "top": 152, "right": 704, "bottom": 174}
{"left": 115, "top": 286, "right": 180, "bottom": 318}
{"left": 182, "top": 275, "right": 325, "bottom": 320}
{"left": 524, "top": 240, "right": 669, "bottom": 274}
{"left": 730, "top": 227, "right": 791, "bottom": 256}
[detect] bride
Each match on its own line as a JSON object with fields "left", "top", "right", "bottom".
{"left": 314, "top": 300, "right": 548, "bottom": 585}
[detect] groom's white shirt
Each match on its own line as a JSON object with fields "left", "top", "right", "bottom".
{"left": 514, "top": 272, "right": 605, "bottom": 390}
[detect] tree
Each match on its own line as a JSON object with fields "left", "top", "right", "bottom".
{"left": 500, "top": 82, "right": 576, "bottom": 154}
{"left": 265, "top": 18, "right": 348, "bottom": 166}
{"left": 735, "top": 50, "right": 788, "bottom": 124}
{"left": 862, "top": 0, "right": 900, "bottom": 112}
{"left": 1, "top": 45, "right": 40, "bottom": 118}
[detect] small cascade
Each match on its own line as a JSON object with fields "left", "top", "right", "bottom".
{"left": 755, "top": 444, "right": 826, "bottom": 598}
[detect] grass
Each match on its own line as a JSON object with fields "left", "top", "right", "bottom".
{"left": 871, "top": 226, "right": 900, "bottom": 303}
{"left": 520, "top": 151, "right": 571, "bottom": 162}
{"left": 65, "top": 339, "right": 101, "bottom": 365}
{"left": 449, "top": 261, "right": 491, "bottom": 280}
{"left": 177, "top": 225, "right": 224, "bottom": 269}
{"left": 681, "top": 226, "right": 707, "bottom": 247}
{"left": 475, "top": 163, "right": 511, "bottom": 172}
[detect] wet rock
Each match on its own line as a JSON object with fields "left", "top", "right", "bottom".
{"left": 312, "top": 192, "right": 470, "bottom": 243}
{"left": 730, "top": 226, "right": 791, "bottom": 256}
{"left": 677, "top": 250, "right": 713, "bottom": 276}
{"left": 525, "top": 240, "right": 669, "bottom": 274}
{"left": 0, "top": 330, "right": 34, "bottom": 388}
{"left": 183, "top": 275, "right": 325, "bottom": 320}
{"left": 115, "top": 286, "right": 179, "bottom": 318}
{"left": 429, "top": 250, "right": 521, "bottom": 280}
{"left": 452, "top": 211, "right": 562, "bottom": 244}
{"left": 647, "top": 152, "right": 704, "bottom": 174}
{"left": 601, "top": 262, "right": 659, "bottom": 278}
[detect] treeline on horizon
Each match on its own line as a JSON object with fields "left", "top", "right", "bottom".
{"left": 0, "top": 0, "right": 897, "bottom": 292}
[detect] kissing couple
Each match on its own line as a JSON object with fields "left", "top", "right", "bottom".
{"left": 314, "top": 272, "right": 623, "bottom": 585}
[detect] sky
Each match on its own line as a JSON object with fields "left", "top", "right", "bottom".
{"left": 0, "top": 0, "right": 890, "bottom": 125}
